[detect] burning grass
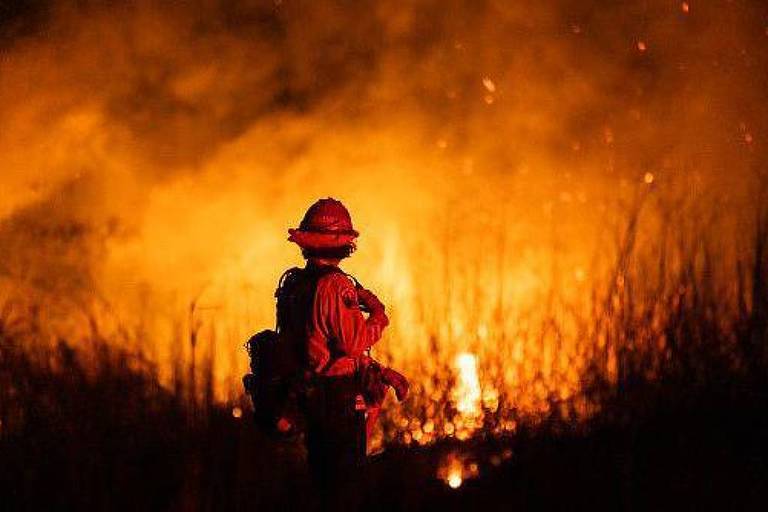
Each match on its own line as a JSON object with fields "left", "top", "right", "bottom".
{"left": 370, "top": 182, "right": 768, "bottom": 448}
{"left": 2, "top": 188, "right": 768, "bottom": 509}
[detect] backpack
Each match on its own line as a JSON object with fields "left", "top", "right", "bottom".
{"left": 242, "top": 266, "right": 344, "bottom": 438}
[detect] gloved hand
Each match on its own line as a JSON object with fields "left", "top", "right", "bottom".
{"left": 381, "top": 367, "right": 409, "bottom": 402}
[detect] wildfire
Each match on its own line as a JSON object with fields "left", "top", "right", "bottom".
{"left": 447, "top": 471, "right": 462, "bottom": 489}
{"left": 0, "top": 0, "right": 764, "bottom": 449}
{"left": 453, "top": 353, "right": 481, "bottom": 416}
{"left": 450, "top": 353, "right": 486, "bottom": 440}
{"left": 437, "top": 452, "right": 479, "bottom": 489}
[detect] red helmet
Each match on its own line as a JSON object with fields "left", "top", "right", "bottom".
{"left": 288, "top": 198, "right": 359, "bottom": 250}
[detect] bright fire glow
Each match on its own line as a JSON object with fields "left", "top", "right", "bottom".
{"left": 0, "top": 1, "right": 764, "bottom": 447}
{"left": 447, "top": 472, "right": 462, "bottom": 489}
{"left": 452, "top": 352, "right": 483, "bottom": 439}
{"left": 438, "top": 451, "right": 481, "bottom": 488}
{"left": 454, "top": 353, "right": 481, "bottom": 415}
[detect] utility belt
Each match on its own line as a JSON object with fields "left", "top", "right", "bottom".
{"left": 309, "top": 355, "right": 389, "bottom": 412}
{"left": 302, "top": 373, "right": 367, "bottom": 421}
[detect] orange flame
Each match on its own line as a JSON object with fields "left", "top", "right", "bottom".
{"left": 0, "top": 0, "right": 765, "bottom": 447}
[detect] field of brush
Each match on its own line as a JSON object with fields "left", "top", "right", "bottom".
{"left": 1, "top": 332, "right": 767, "bottom": 511}
{"left": 2, "top": 196, "right": 768, "bottom": 511}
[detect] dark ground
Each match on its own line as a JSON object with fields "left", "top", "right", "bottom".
{"left": 235, "top": 384, "right": 768, "bottom": 512}
{"left": 2, "top": 340, "right": 766, "bottom": 512}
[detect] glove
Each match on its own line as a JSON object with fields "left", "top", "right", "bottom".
{"left": 381, "top": 367, "right": 409, "bottom": 402}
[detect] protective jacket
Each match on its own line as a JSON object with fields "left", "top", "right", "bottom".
{"left": 276, "top": 263, "right": 388, "bottom": 378}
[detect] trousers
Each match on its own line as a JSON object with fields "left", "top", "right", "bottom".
{"left": 302, "top": 375, "right": 367, "bottom": 511}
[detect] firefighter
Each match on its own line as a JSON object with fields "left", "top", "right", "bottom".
{"left": 276, "top": 197, "right": 404, "bottom": 510}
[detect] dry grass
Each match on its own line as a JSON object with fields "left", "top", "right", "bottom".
{"left": 1, "top": 184, "right": 768, "bottom": 510}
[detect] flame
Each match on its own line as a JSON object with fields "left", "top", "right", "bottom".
{"left": 447, "top": 471, "right": 462, "bottom": 489}
{"left": 438, "top": 451, "right": 481, "bottom": 489}
{"left": 0, "top": 0, "right": 766, "bottom": 446}
{"left": 452, "top": 353, "right": 483, "bottom": 439}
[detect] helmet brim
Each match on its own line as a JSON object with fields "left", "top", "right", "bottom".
{"left": 288, "top": 228, "right": 358, "bottom": 249}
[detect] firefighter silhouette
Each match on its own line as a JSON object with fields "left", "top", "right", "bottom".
{"left": 244, "top": 198, "right": 408, "bottom": 510}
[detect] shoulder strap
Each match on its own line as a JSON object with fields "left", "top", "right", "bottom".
{"left": 274, "top": 267, "right": 302, "bottom": 331}
{"left": 273, "top": 265, "right": 361, "bottom": 331}
{"left": 344, "top": 272, "right": 361, "bottom": 289}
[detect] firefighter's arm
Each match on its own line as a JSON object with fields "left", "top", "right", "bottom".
{"left": 315, "top": 274, "right": 381, "bottom": 358}
{"left": 356, "top": 285, "right": 389, "bottom": 328}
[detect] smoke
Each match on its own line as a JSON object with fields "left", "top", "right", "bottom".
{"left": 1, "top": 0, "right": 767, "bottom": 396}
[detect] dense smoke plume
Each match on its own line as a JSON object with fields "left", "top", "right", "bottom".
{"left": 1, "top": 0, "right": 767, "bottom": 423}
